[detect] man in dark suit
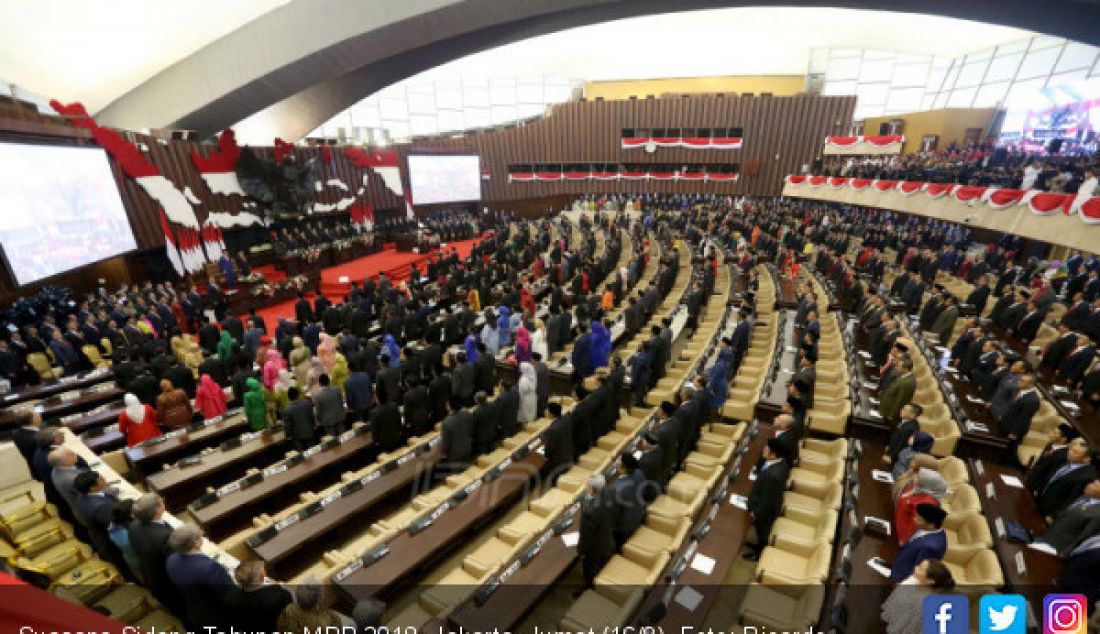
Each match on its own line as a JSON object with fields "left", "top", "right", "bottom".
{"left": 999, "top": 291, "right": 1030, "bottom": 332}
{"left": 1000, "top": 373, "right": 1041, "bottom": 457}
{"left": 1041, "top": 325, "right": 1079, "bottom": 372}
{"left": 932, "top": 295, "right": 959, "bottom": 344}
{"left": 879, "top": 356, "right": 915, "bottom": 421}
{"left": 428, "top": 368, "right": 453, "bottom": 424}
{"left": 884, "top": 403, "right": 922, "bottom": 466}
{"left": 223, "top": 560, "right": 292, "bottom": 633}
{"left": 790, "top": 353, "right": 816, "bottom": 409}
{"left": 1013, "top": 300, "right": 1044, "bottom": 343}
{"left": 730, "top": 309, "right": 751, "bottom": 372}
{"left": 577, "top": 474, "right": 616, "bottom": 589}
{"left": 473, "top": 343, "right": 497, "bottom": 395}
{"left": 1026, "top": 423, "right": 1078, "bottom": 491}
{"left": 451, "top": 352, "right": 476, "bottom": 406}
{"left": 770, "top": 413, "right": 800, "bottom": 463}
{"left": 889, "top": 503, "right": 948, "bottom": 581}
{"left": 368, "top": 392, "right": 403, "bottom": 451}
{"left": 541, "top": 402, "right": 574, "bottom": 484}
{"left": 470, "top": 391, "right": 498, "bottom": 455}
{"left": 608, "top": 453, "right": 649, "bottom": 548}
{"left": 1059, "top": 337, "right": 1096, "bottom": 386}
{"left": 74, "top": 471, "right": 121, "bottom": 564}
{"left": 1035, "top": 479, "right": 1100, "bottom": 555}
{"left": 344, "top": 361, "right": 374, "bottom": 423}
{"left": 965, "top": 275, "right": 992, "bottom": 316}
{"left": 1061, "top": 293, "right": 1091, "bottom": 331}
{"left": 375, "top": 354, "right": 402, "bottom": 404}
{"left": 281, "top": 388, "right": 317, "bottom": 453}
{"left": 438, "top": 397, "right": 474, "bottom": 478}
{"left": 11, "top": 413, "right": 42, "bottom": 467}
{"left": 165, "top": 524, "right": 234, "bottom": 629}
{"left": 197, "top": 317, "right": 221, "bottom": 354}
{"left": 1037, "top": 438, "right": 1097, "bottom": 523}
{"left": 571, "top": 323, "right": 593, "bottom": 382}
{"left": 129, "top": 494, "right": 179, "bottom": 612}
{"left": 744, "top": 439, "right": 791, "bottom": 561}
{"left": 294, "top": 293, "right": 313, "bottom": 327}
{"left": 1057, "top": 532, "right": 1100, "bottom": 606}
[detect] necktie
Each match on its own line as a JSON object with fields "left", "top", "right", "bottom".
{"left": 1069, "top": 533, "right": 1100, "bottom": 557}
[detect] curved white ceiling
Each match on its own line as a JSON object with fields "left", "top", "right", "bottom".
{"left": 400, "top": 7, "right": 1033, "bottom": 82}
{"left": 0, "top": 0, "right": 290, "bottom": 113}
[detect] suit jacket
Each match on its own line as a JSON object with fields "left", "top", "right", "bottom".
{"left": 451, "top": 363, "right": 475, "bottom": 400}
{"left": 281, "top": 399, "right": 317, "bottom": 441}
{"left": 1026, "top": 444, "right": 1068, "bottom": 491}
{"left": 609, "top": 470, "right": 648, "bottom": 541}
{"left": 401, "top": 385, "right": 432, "bottom": 436}
{"left": 542, "top": 414, "right": 575, "bottom": 478}
{"left": 887, "top": 418, "right": 920, "bottom": 463}
{"left": 77, "top": 490, "right": 119, "bottom": 558}
{"left": 747, "top": 459, "right": 789, "bottom": 534}
{"left": 376, "top": 366, "right": 402, "bottom": 404}
{"left": 1040, "top": 500, "right": 1100, "bottom": 555}
{"left": 1016, "top": 311, "right": 1043, "bottom": 341}
{"left": 1000, "top": 389, "right": 1040, "bottom": 439}
{"left": 472, "top": 402, "right": 498, "bottom": 455}
{"left": 578, "top": 490, "right": 617, "bottom": 567}
{"left": 932, "top": 306, "right": 958, "bottom": 344}
{"left": 1059, "top": 347, "right": 1096, "bottom": 383}
{"left": 440, "top": 410, "right": 474, "bottom": 466}
{"left": 890, "top": 530, "right": 947, "bottom": 581}
{"left": 495, "top": 387, "right": 521, "bottom": 438}
{"left": 879, "top": 373, "right": 915, "bottom": 421}
{"left": 368, "top": 402, "right": 403, "bottom": 451}
{"left": 965, "top": 284, "right": 991, "bottom": 315}
{"left": 571, "top": 333, "right": 593, "bottom": 377}
{"left": 1039, "top": 464, "right": 1098, "bottom": 518}
{"left": 223, "top": 584, "right": 293, "bottom": 634}
{"left": 165, "top": 551, "right": 235, "bottom": 628}
{"left": 1061, "top": 302, "right": 1091, "bottom": 331}
{"left": 129, "top": 519, "right": 173, "bottom": 598}
{"left": 1042, "top": 333, "right": 1079, "bottom": 370}
{"left": 1058, "top": 544, "right": 1100, "bottom": 601}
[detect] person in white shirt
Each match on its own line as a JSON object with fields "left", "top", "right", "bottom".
{"left": 1021, "top": 161, "right": 1041, "bottom": 190}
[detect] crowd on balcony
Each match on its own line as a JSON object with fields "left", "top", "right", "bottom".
{"left": 821, "top": 141, "right": 1098, "bottom": 195}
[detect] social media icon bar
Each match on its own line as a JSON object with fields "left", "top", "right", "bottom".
{"left": 924, "top": 594, "right": 969, "bottom": 634}
{"left": 980, "top": 594, "right": 1026, "bottom": 634}
{"left": 1044, "top": 594, "right": 1087, "bottom": 634}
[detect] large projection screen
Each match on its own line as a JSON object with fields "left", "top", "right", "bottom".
{"left": 408, "top": 154, "right": 481, "bottom": 205}
{"left": 0, "top": 142, "right": 137, "bottom": 286}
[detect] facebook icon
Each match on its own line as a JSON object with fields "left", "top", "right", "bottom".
{"left": 923, "top": 594, "right": 970, "bottom": 634}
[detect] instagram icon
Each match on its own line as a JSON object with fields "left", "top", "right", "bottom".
{"left": 1043, "top": 594, "right": 1087, "bottom": 634}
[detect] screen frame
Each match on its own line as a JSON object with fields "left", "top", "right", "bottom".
{"left": 407, "top": 153, "right": 483, "bottom": 205}
{"left": 0, "top": 139, "right": 139, "bottom": 288}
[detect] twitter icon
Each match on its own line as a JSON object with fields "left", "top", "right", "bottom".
{"left": 981, "top": 594, "right": 1027, "bottom": 634}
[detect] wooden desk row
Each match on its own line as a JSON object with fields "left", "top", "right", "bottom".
{"left": 1, "top": 367, "right": 114, "bottom": 408}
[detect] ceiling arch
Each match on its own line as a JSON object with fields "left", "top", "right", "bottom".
{"left": 68, "top": 0, "right": 1100, "bottom": 139}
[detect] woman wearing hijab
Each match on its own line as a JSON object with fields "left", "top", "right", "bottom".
{"left": 467, "top": 287, "right": 480, "bottom": 312}
{"left": 589, "top": 320, "right": 611, "bottom": 370}
{"left": 262, "top": 349, "right": 286, "bottom": 390}
{"left": 517, "top": 362, "right": 538, "bottom": 423}
{"left": 892, "top": 431, "right": 934, "bottom": 480}
{"left": 317, "top": 333, "right": 337, "bottom": 372}
{"left": 520, "top": 284, "right": 536, "bottom": 320}
{"left": 531, "top": 319, "right": 548, "bottom": 361}
{"left": 243, "top": 377, "right": 267, "bottom": 430}
{"left": 270, "top": 369, "right": 295, "bottom": 416}
{"left": 514, "top": 326, "right": 532, "bottom": 364}
{"left": 330, "top": 352, "right": 350, "bottom": 392}
{"left": 464, "top": 328, "right": 480, "bottom": 363}
{"left": 894, "top": 467, "right": 948, "bottom": 544}
{"left": 880, "top": 559, "right": 955, "bottom": 634}
{"left": 497, "top": 306, "right": 512, "bottom": 347}
{"left": 382, "top": 334, "right": 401, "bottom": 368}
{"left": 195, "top": 374, "right": 229, "bottom": 420}
{"left": 117, "top": 393, "right": 162, "bottom": 446}
{"left": 289, "top": 337, "right": 310, "bottom": 387}
{"left": 217, "top": 330, "right": 235, "bottom": 362}
{"left": 305, "top": 358, "right": 326, "bottom": 397}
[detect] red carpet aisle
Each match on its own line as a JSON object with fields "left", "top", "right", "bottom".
{"left": 249, "top": 237, "right": 482, "bottom": 325}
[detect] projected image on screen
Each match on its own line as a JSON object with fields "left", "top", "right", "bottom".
{"left": 0, "top": 143, "right": 137, "bottom": 286}
{"left": 408, "top": 154, "right": 481, "bottom": 205}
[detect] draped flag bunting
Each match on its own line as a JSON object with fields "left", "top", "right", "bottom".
{"left": 50, "top": 100, "right": 205, "bottom": 275}
{"left": 272, "top": 138, "right": 294, "bottom": 166}
{"left": 508, "top": 168, "right": 738, "bottom": 182}
{"left": 191, "top": 129, "right": 245, "bottom": 196}
{"left": 621, "top": 136, "right": 743, "bottom": 150}
{"left": 784, "top": 173, "right": 1100, "bottom": 225}
{"left": 823, "top": 135, "right": 905, "bottom": 155}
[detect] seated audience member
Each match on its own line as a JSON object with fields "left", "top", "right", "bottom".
{"left": 1026, "top": 423, "right": 1079, "bottom": 493}
{"left": 894, "top": 468, "right": 947, "bottom": 544}
{"left": 880, "top": 560, "right": 956, "bottom": 634}
{"left": 165, "top": 525, "right": 234, "bottom": 629}
{"left": 1037, "top": 438, "right": 1097, "bottom": 523}
{"left": 889, "top": 503, "right": 948, "bottom": 581}
{"left": 892, "top": 431, "right": 934, "bottom": 480}
{"left": 223, "top": 560, "right": 293, "bottom": 634}
{"left": 883, "top": 403, "right": 921, "bottom": 466}
{"left": 276, "top": 579, "right": 343, "bottom": 632}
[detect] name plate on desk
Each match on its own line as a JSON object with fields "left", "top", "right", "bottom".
{"left": 319, "top": 491, "right": 342, "bottom": 507}
{"left": 263, "top": 463, "right": 289, "bottom": 478}
{"left": 985, "top": 482, "right": 996, "bottom": 499}
{"left": 273, "top": 514, "right": 300, "bottom": 532}
{"left": 302, "top": 444, "right": 324, "bottom": 458}
{"left": 396, "top": 452, "right": 416, "bottom": 466}
{"left": 975, "top": 460, "right": 985, "bottom": 477}
{"left": 1015, "top": 552, "right": 1026, "bottom": 576}
{"left": 995, "top": 517, "right": 1006, "bottom": 538}
{"left": 966, "top": 421, "right": 990, "bottom": 433}
{"left": 216, "top": 481, "right": 242, "bottom": 497}
{"left": 360, "top": 470, "right": 381, "bottom": 486}
{"left": 338, "top": 429, "right": 357, "bottom": 443}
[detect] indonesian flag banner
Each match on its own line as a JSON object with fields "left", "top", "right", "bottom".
{"left": 784, "top": 173, "right": 1100, "bottom": 230}
{"left": 621, "top": 136, "right": 743, "bottom": 150}
{"left": 191, "top": 129, "right": 245, "bottom": 196}
{"left": 823, "top": 135, "right": 905, "bottom": 156}
{"left": 159, "top": 210, "right": 184, "bottom": 277}
{"left": 509, "top": 169, "right": 739, "bottom": 182}
{"left": 346, "top": 148, "right": 405, "bottom": 198}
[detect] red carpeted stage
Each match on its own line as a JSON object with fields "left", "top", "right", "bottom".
{"left": 249, "top": 237, "right": 482, "bottom": 324}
